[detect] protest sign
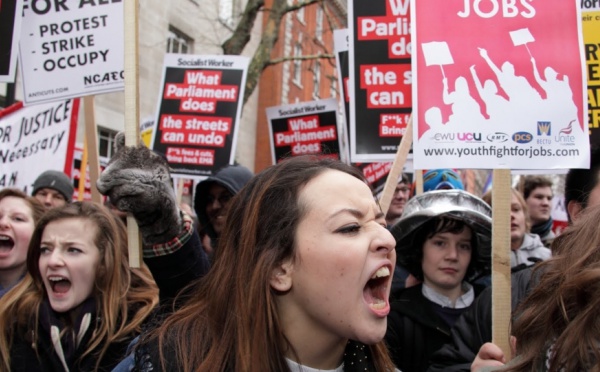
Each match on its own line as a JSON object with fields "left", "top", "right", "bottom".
{"left": 0, "top": 99, "right": 79, "bottom": 193}
{"left": 0, "top": 0, "right": 23, "bottom": 83}
{"left": 334, "top": 29, "right": 351, "bottom": 162}
{"left": 140, "top": 117, "right": 154, "bottom": 148}
{"left": 266, "top": 98, "right": 342, "bottom": 164}
{"left": 412, "top": 0, "right": 588, "bottom": 170}
{"left": 552, "top": 193, "right": 569, "bottom": 236}
{"left": 584, "top": 1, "right": 600, "bottom": 145}
{"left": 348, "top": 0, "right": 412, "bottom": 162}
{"left": 150, "top": 54, "right": 249, "bottom": 179}
{"left": 358, "top": 162, "right": 392, "bottom": 195}
{"left": 19, "top": 0, "right": 124, "bottom": 105}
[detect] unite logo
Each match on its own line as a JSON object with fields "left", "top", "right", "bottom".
{"left": 537, "top": 121, "right": 551, "bottom": 136}
{"left": 554, "top": 121, "right": 576, "bottom": 146}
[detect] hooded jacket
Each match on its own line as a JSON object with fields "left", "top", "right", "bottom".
{"left": 193, "top": 165, "right": 254, "bottom": 241}
{"left": 511, "top": 233, "right": 551, "bottom": 269}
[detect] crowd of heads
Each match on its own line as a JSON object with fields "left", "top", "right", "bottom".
{"left": 0, "top": 144, "right": 599, "bottom": 371}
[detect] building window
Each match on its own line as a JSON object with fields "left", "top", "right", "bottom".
{"left": 312, "top": 60, "right": 321, "bottom": 99}
{"left": 166, "top": 26, "right": 193, "bottom": 54}
{"left": 315, "top": 7, "right": 323, "bottom": 40}
{"left": 330, "top": 77, "right": 337, "bottom": 99}
{"left": 98, "top": 128, "right": 118, "bottom": 158}
{"left": 219, "top": 0, "right": 235, "bottom": 27}
{"left": 293, "top": 38, "right": 302, "bottom": 86}
{"left": 297, "top": 5, "right": 305, "bottom": 23}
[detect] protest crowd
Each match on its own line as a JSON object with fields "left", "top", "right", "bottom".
{"left": 1, "top": 140, "right": 599, "bottom": 371}
{"left": 1, "top": 0, "right": 599, "bottom": 371}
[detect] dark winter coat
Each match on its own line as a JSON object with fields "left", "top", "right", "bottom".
{"left": 385, "top": 284, "right": 483, "bottom": 372}
{"left": 8, "top": 227, "right": 209, "bottom": 371}
{"left": 426, "top": 268, "right": 535, "bottom": 372}
{"left": 132, "top": 338, "right": 386, "bottom": 372}
{"left": 10, "top": 299, "right": 132, "bottom": 372}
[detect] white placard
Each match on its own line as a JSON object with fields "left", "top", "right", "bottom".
{"left": 19, "top": 0, "right": 124, "bottom": 105}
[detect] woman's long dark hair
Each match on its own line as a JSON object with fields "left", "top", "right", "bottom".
{"left": 145, "top": 156, "right": 396, "bottom": 372}
{"left": 503, "top": 205, "right": 600, "bottom": 371}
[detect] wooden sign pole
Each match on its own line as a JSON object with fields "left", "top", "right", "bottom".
{"left": 415, "top": 169, "right": 423, "bottom": 195}
{"left": 124, "top": 0, "right": 142, "bottom": 268}
{"left": 83, "top": 96, "right": 102, "bottom": 204}
{"left": 491, "top": 169, "right": 512, "bottom": 360}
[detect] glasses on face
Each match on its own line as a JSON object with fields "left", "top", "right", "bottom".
{"left": 395, "top": 186, "right": 410, "bottom": 195}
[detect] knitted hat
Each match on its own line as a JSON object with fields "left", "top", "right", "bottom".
{"left": 32, "top": 170, "right": 74, "bottom": 202}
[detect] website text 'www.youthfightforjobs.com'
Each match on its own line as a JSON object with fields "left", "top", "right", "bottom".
{"left": 423, "top": 145, "right": 580, "bottom": 159}
{"left": 381, "top": 130, "right": 581, "bottom": 159}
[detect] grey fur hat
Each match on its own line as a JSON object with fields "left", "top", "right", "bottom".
{"left": 32, "top": 170, "right": 74, "bottom": 202}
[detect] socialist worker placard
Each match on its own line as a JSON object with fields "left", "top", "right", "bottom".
{"left": 412, "top": 0, "right": 589, "bottom": 170}
{"left": 349, "top": 0, "right": 413, "bottom": 163}
{"left": 150, "top": 54, "right": 248, "bottom": 179}
{"left": 266, "top": 98, "right": 342, "bottom": 164}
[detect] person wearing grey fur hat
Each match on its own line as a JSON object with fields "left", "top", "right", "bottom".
{"left": 31, "top": 170, "right": 74, "bottom": 210}
{"left": 385, "top": 189, "right": 492, "bottom": 372}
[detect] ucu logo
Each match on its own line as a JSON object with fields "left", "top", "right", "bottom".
{"left": 456, "top": 132, "right": 482, "bottom": 142}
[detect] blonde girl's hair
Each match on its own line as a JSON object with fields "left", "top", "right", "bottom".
{"left": 0, "top": 202, "right": 158, "bottom": 371}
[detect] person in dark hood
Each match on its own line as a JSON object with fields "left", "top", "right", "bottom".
{"left": 193, "top": 165, "right": 253, "bottom": 256}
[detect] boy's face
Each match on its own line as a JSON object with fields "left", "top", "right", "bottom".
{"left": 421, "top": 227, "right": 472, "bottom": 297}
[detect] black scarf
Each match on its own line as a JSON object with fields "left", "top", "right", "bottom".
{"left": 531, "top": 217, "right": 553, "bottom": 239}
{"left": 38, "top": 297, "right": 97, "bottom": 371}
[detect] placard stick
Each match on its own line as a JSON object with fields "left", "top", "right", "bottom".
{"left": 415, "top": 169, "right": 424, "bottom": 195}
{"left": 491, "top": 169, "right": 512, "bottom": 360}
{"left": 124, "top": 0, "right": 142, "bottom": 268}
{"left": 83, "top": 96, "right": 102, "bottom": 204}
{"left": 78, "top": 139, "right": 88, "bottom": 201}
{"left": 176, "top": 178, "right": 185, "bottom": 205}
{"left": 379, "top": 115, "right": 413, "bottom": 215}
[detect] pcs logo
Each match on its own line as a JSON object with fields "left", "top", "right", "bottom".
{"left": 512, "top": 131, "right": 533, "bottom": 144}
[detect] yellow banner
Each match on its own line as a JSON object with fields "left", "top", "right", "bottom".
{"left": 583, "top": 9, "right": 600, "bottom": 144}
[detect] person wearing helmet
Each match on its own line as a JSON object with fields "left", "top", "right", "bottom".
{"left": 384, "top": 190, "right": 492, "bottom": 372}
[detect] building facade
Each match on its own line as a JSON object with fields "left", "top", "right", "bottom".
{"left": 254, "top": 0, "right": 347, "bottom": 171}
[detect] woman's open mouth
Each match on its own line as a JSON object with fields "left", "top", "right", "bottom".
{"left": 48, "top": 276, "right": 72, "bottom": 294}
{"left": 0, "top": 235, "right": 15, "bottom": 254}
{"left": 363, "top": 266, "right": 391, "bottom": 313}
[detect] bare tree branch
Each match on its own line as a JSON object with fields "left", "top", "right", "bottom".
{"left": 241, "top": 0, "right": 289, "bottom": 104}
{"left": 222, "top": 0, "right": 265, "bottom": 55}
{"left": 266, "top": 53, "right": 334, "bottom": 66}
{"left": 220, "top": 0, "right": 342, "bottom": 105}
